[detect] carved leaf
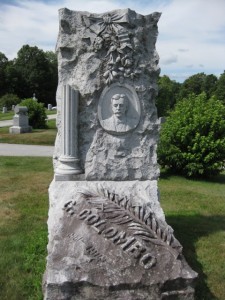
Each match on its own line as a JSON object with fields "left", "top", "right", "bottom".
{"left": 78, "top": 189, "right": 183, "bottom": 257}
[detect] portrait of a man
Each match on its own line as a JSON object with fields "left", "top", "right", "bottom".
{"left": 101, "top": 93, "right": 137, "bottom": 133}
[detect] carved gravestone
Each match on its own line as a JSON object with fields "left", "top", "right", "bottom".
{"left": 9, "top": 106, "right": 32, "bottom": 134}
{"left": 43, "top": 8, "right": 198, "bottom": 300}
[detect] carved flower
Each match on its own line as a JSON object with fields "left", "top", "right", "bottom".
{"left": 93, "top": 36, "right": 104, "bottom": 52}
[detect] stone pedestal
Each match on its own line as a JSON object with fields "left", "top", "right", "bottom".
{"left": 43, "top": 180, "right": 197, "bottom": 300}
{"left": 9, "top": 106, "right": 32, "bottom": 134}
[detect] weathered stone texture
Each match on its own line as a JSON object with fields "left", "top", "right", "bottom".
{"left": 44, "top": 181, "right": 197, "bottom": 300}
{"left": 44, "top": 7, "right": 198, "bottom": 300}
{"left": 54, "top": 8, "right": 161, "bottom": 181}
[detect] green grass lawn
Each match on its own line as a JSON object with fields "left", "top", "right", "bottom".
{"left": 159, "top": 171, "right": 225, "bottom": 299}
{"left": 0, "top": 157, "right": 53, "bottom": 300}
{"left": 0, "top": 111, "right": 14, "bottom": 120}
{"left": 0, "top": 109, "right": 56, "bottom": 121}
{"left": 0, "top": 119, "right": 57, "bottom": 146}
{"left": 0, "top": 157, "right": 224, "bottom": 299}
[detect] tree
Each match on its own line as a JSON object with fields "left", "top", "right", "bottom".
{"left": 158, "top": 93, "right": 225, "bottom": 177}
{"left": 202, "top": 74, "right": 218, "bottom": 98}
{"left": 0, "top": 52, "right": 9, "bottom": 97}
{"left": 156, "top": 75, "right": 181, "bottom": 117}
{"left": 214, "top": 71, "right": 225, "bottom": 105}
{"left": 14, "top": 45, "right": 57, "bottom": 105}
{"left": 4, "top": 60, "right": 25, "bottom": 96}
{"left": 178, "top": 72, "right": 206, "bottom": 100}
{"left": 44, "top": 51, "right": 58, "bottom": 105}
{"left": 0, "top": 93, "right": 20, "bottom": 110}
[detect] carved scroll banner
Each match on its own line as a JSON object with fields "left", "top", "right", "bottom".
{"left": 44, "top": 7, "right": 198, "bottom": 300}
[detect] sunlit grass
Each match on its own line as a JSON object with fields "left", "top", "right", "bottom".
{"left": 0, "top": 109, "right": 56, "bottom": 121}
{"left": 0, "top": 119, "right": 57, "bottom": 145}
{"left": 159, "top": 171, "right": 225, "bottom": 299}
{"left": 0, "top": 157, "right": 53, "bottom": 300}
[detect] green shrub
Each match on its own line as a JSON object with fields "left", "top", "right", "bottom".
{"left": 158, "top": 93, "right": 225, "bottom": 177}
{"left": 19, "top": 98, "right": 47, "bottom": 129}
{"left": 0, "top": 93, "right": 20, "bottom": 110}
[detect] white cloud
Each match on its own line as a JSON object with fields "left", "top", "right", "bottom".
{"left": 0, "top": 0, "right": 225, "bottom": 82}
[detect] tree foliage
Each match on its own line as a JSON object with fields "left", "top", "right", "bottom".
{"left": 0, "top": 93, "right": 21, "bottom": 110}
{"left": 178, "top": 73, "right": 218, "bottom": 101}
{"left": 0, "top": 46, "right": 57, "bottom": 105}
{"left": 19, "top": 98, "right": 47, "bottom": 129}
{"left": 0, "top": 52, "right": 9, "bottom": 96}
{"left": 158, "top": 93, "right": 225, "bottom": 177}
{"left": 15, "top": 45, "right": 58, "bottom": 104}
{"left": 214, "top": 71, "right": 225, "bottom": 105}
{"left": 156, "top": 75, "right": 181, "bottom": 117}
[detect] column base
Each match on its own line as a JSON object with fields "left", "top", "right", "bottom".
{"left": 55, "top": 156, "right": 83, "bottom": 179}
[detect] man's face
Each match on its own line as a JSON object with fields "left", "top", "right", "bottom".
{"left": 112, "top": 98, "right": 127, "bottom": 118}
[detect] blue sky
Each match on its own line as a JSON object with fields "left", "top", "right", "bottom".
{"left": 0, "top": 0, "right": 225, "bottom": 82}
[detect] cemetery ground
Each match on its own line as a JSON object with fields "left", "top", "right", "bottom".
{"left": 0, "top": 156, "right": 224, "bottom": 299}
{"left": 0, "top": 108, "right": 56, "bottom": 122}
{"left": 0, "top": 119, "right": 56, "bottom": 146}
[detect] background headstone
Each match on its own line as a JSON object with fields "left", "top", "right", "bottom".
{"left": 2, "top": 106, "right": 7, "bottom": 113}
{"left": 9, "top": 105, "right": 32, "bottom": 134}
{"left": 33, "top": 93, "right": 37, "bottom": 101}
{"left": 43, "top": 8, "right": 198, "bottom": 300}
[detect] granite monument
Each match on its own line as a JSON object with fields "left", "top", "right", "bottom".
{"left": 43, "top": 8, "right": 198, "bottom": 300}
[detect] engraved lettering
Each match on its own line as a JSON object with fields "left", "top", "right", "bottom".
{"left": 78, "top": 209, "right": 91, "bottom": 219}
{"left": 111, "top": 231, "right": 127, "bottom": 245}
{"left": 139, "top": 253, "right": 157, "bottom": 269}
{"left": 103, "top": 227, "right": 118, "bottom": 238}
{"left": 91, "top": 219, "right": 107, "bottom": 234}
{"left": 126, "top": 240, "right": 146, "bottom": 259}
{"left": 86, "top": 214, "right": 100, "bottom": 225}
{"left": 64, "top": 200, "right": 76, "bottom": 215}
{"left": 65, "top": 203, "right": 157, "bottom": 270}
{"left": 120, "top": 237, "right": 136, "bottom": 250}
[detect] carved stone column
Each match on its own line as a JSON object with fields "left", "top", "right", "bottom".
{"left": 55, "top": 84, "right": 82, "bottom": 178}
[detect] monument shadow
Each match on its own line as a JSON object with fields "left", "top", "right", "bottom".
{"left": 166, "top": 213, "right": 225, "bottom": 300}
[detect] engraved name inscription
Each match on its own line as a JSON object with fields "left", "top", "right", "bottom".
{"left": 78, "top": 208, "right": 156, "bottom": 269}
{"left": 63, "top": 188, "right": 182, "bottom": 270}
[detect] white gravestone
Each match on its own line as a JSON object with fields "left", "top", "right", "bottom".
{"left": 43, "top": 8, "right": 198, "bottom": 300}
{"left": 2, "top": 106, "right": 7, "bottom": 113}
{"left": 9, "top": 106, "right": 32, "bottom": 134}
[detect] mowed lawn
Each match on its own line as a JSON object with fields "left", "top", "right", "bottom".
{"left": 0, "top": 157, "right": 224, "bottom": 299}
{"left": 0, "top": 119, "right": 57, "bottom": 146}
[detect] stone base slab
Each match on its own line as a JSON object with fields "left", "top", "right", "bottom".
{"left": 9, "top": 126, "right": 32, "bottom": 134}
{"left": 43, "top": 180, "right": 197, "bottom": 300}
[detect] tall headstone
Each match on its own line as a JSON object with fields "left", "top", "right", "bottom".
{"left": 2, "top": 106, "right": 7, "bottom": 113}
{"left": 9, "top": 106, "right": 32, "bottom": 134}
{"left": 43, "top": 8, "right": 197, "bottom": 300}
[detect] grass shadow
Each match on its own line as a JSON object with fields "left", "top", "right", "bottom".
{"left": 166, "top": 214, "right": 225, "bottom": 299}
